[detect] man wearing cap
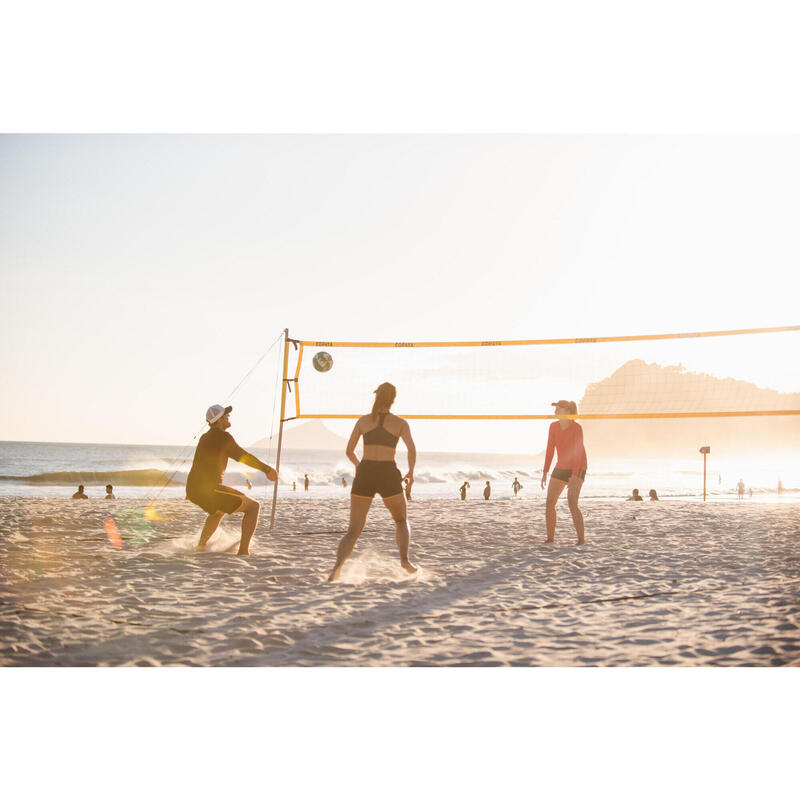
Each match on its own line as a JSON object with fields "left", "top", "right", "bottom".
{"left": 186, "top": 404, "right": 277, "bottom": 555}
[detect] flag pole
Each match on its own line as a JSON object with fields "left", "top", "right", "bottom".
{"left": 699, "top": 446, "right": 710, "bottom": 502}
{"left": 269, "top": 328, "right": 291, "bottom": 530}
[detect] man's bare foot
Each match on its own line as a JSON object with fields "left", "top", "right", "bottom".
{"left": 576, "top": 538, "right": 585, "bottom": 546}
{"left": 400, "top": 560, "right": 418, "bottom": 574}
{"left": 237, "top": 549, "right": 250, "bottom": 556}
{"left": 196, "top": 543, "right": 207, "bottom": 553}
{"left": 328, "top": 564, "right": 343, "bottom": 582}
{"left": 543, "top": 538, "right": 555, "bottom": 544}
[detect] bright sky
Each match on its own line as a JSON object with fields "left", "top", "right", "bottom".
{"left": 1, "top": 135, "right": 799, "bottom": 451}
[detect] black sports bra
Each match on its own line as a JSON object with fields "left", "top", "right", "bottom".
{"left": 363, "top": 413, "right": 400, "bottom": 447}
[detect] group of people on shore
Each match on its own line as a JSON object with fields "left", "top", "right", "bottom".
{"left": 292, "top": 470, "right": 412, "bottom": 499}
{"left": 458, "top": 476, "right": 524, "bottom": 500}
{"left": 183, "top": 387, "right": 588, "bottom": 574}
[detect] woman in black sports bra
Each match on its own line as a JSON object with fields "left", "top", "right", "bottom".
{"left": 328, "top": 382, "right": 418, "bottom": 581}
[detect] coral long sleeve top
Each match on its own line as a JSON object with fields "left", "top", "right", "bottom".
{"left": 542, "top": 421, "right": 588, "bottom": 476}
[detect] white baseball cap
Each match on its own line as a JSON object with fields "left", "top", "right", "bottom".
{"left": 206, "top": 404, "right": 232, "bottom": 424}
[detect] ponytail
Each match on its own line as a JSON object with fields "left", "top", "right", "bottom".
{"left": 371, "top": 382, "right": 397, "bottom": 420}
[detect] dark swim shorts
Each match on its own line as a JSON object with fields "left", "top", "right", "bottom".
{"left": 186, "top": 484, "right": 245, "bottom": 515}
{"left": 351, "top": 461, "right": 404, "bottom": 498}
{"left": 551, "top": 468, "right": 587, "bottom": 483}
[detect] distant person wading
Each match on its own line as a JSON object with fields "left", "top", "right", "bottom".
{"left": 328, "top": 383, "right": 417, "bottom": 581}
{"left": 186, "top": 405, "right": 277, "bottom": 556}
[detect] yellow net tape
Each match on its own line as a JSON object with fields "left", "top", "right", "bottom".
{"left": 293, "top": 343, "right": 304, "bottom": 419}
{"left": 298, "top": 324, "right": 800, "bottom": 349}
{"left": 296, "top": 411, "right": 800, "bottom": 420}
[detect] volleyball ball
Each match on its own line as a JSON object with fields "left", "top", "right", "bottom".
{"left": 312, "top": 351, "right": 333, "bottom": 372}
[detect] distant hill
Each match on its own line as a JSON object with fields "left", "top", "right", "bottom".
{"left": 579, "top": 360, "right": 800, "bottom": 457}
{"left": 250, "top": 420, "right": 348, "bottom": 452}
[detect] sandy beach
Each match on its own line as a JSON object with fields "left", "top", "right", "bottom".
{"left": 1, "top": 496, "right": 799, "bottom": 666}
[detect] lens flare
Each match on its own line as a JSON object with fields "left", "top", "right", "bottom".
{"left": 104, "top": 517, "right": 124, "bottom": 549}
{"left": 144, "top": 502, "right": 160, "bottom": 522}
{"left": 116, "top": 504, "right": 152, "bottom": 545}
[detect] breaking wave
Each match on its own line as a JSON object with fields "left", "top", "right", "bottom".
{"left": 0, "top": 469, "right": 179, "bottom": 486}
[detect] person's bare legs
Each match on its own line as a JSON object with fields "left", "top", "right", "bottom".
{"left": 567, "top": 475, "right": 585, "bottom": 545}
{"left": 382, "top": 492, "right": 417, "bottom": 574}
{"left": 544, "top": 477, "right": 567, "bottom": 542}
{"left": 328, "top": 494, "right": 373, "bottom": 581}
{"left": 235, "top": 496, "right": 260, "bottom": 555}
{"left": 197, "top": 511, "right": 224, "bottom": 551}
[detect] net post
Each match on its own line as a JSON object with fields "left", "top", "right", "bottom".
{"left": 269, "top": 328, "right": 291, "bottom": 530}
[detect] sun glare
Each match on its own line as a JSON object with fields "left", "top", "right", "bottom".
{"left": 103, "top": 517, "right": 124, "bottom": 549}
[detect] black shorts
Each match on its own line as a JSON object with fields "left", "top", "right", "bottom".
{"left": 351, "top": 461, "right": 403, "bottom": 499}
{"left": 186, "top": 484, "right": 245, "bottom": 515}
{"left": 551, "top": 468, "right": 587, "bottom": 483}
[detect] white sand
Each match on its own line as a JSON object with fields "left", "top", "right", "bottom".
{"left": 1, "top": 496, "right": 799, "bottom": 666}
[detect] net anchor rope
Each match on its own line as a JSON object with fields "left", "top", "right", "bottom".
{"left": 145, "top": 329, "right": 286, "bottom": 509}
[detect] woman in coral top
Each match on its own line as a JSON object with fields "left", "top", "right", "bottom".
{"left": 540, "top": 399, "right": 587, "bottom": 545}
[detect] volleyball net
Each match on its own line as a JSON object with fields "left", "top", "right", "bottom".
{"left": 281, "top": 325, "right": 800, "bottom": 422}
{"left": 266, "top": 324, "right": 799, "bottom": 524}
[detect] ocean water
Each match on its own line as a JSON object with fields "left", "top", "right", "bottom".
{"left": 0, "top": 440, "right": 797, "bottom": 503}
